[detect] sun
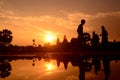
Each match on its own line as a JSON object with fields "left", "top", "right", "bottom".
{"left": 44, "top": 31, "right": 56, "bottom": 44}
{"left": 46, "top": 35, "right": 55, "bottom": 42}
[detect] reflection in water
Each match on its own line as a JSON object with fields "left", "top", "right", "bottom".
{"left": 102, "top": 55, "right": 111, "bottom": 80}
{"left": 45, "top": 62, "right": 56, "bottom": 71}
{"left": 0, "top": 59, "right": 12, "bottom": 78}
{"left": 92, "top": 56, "right": 101, "bottom": 74}
{"left": 49, "top": 53, "right": 119, "bottom": 80}
{"left": 0, "top": 53, "right": 120, "bottom": 80}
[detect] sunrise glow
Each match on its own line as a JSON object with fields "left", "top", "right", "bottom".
{"left": 44, "top": 31, "right": 57, "bottom": 44}
{"left": 0, "top": 0, "right": 120, "bottom": 46}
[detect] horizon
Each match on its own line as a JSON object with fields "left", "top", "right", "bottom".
{"left": 0, "top": 0, "right": 120, "bottom": 46}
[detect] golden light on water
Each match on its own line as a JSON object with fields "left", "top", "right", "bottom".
{"left": 45, "top": 63, "right": 56, "bottom": 71}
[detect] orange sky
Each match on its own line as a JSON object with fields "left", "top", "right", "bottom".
{"left": 0, "top": 0, "right": 120, "bottom": 46}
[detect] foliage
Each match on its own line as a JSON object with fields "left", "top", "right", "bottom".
{"left": 0, "top": 29, "right": 13, "bottom": 46}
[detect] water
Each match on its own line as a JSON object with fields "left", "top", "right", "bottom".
{"left": 0, "top": 53, "right": 120, "bottom": 80}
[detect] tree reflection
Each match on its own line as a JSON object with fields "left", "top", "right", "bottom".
{"left": 0, "top": 59, "right": 12, "bottom": 78}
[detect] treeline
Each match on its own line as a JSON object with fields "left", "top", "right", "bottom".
{"left": 0, "top": 29, "right": 120, "bottom": 54}
{"left": 0, "top": 35, "right": 72, "bottom": 53}
{"left": 0, "top": 38, "right": 120, "bottom": 54}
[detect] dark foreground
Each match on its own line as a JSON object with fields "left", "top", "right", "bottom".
{"left": 0, "top": 52, "right": 120, "bottom": 80}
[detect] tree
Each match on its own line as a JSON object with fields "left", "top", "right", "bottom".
{"left": 0, "top": 29, "right": 13, "bottom": 46}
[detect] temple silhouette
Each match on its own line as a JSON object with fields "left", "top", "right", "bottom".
{"left": 0, "top": 20, "right": 120, "bottom": 80}
{"left": 0, "top": 19, "right": 120, "bottom": 54}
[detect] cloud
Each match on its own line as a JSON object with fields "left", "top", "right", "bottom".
{"left": 0, "top": 0, "right": 120, "bottom": 46}
{"left": 87, "top": 11, "right": 120, "bottom": 41}
{"left": 63, "top": 11, "right": 120, "bottom": 41}
{"left": 68, "top": 12, "right": 92, "bottom": 21}
{"left": 96, "top": 12, "right": 120, "bottom": 18}
{"left": 0, "top": 1, "right": 14, "bottom": 16}
{"left": 0, "top": 5, "right": 120, "bottom": 45}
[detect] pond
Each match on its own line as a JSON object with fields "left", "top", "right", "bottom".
{"left": 0, "top": 53, "right": 120, "bottom": 80}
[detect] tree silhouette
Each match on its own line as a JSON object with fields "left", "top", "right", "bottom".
{"left": 0, "top": 29, "right": 13, "bottom": 46}
{"left": 0, "top": 59, "right": 12, "bottom": 78}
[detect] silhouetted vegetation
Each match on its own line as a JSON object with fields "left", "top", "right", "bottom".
{"left": 0, "top": 29, "right": 12, "bottom": 46}
{"left": 0, "top": 29, "right": 13, "bottom": 53}
{"left": 0, "top": 19, "right": 120, "bottom": 55}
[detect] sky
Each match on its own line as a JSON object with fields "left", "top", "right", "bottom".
{"left": 0, "top": 0, "right": 120, "bottom": 46}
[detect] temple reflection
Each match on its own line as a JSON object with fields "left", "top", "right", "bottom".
{"left": 50, "top": 53, "right": 119, "bottom": 80}
{"left": 0, "top": 53, "right": 120, "bottom": 80}
{"left": 55, "top": 54, "right": 92, "bottom": 80}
